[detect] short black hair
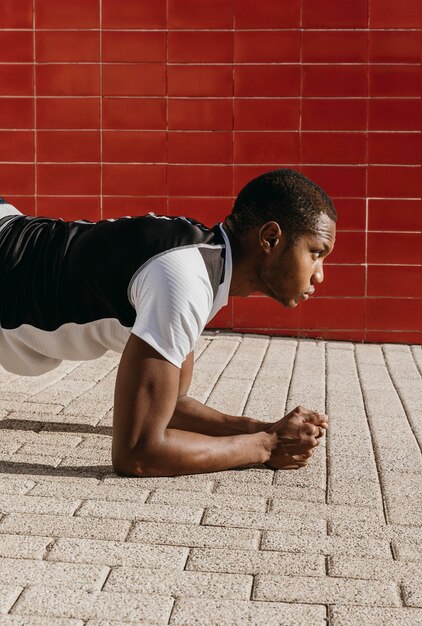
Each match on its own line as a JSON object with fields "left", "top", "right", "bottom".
{"left": 227, "top": 169, "right": 337, "bottom": 245}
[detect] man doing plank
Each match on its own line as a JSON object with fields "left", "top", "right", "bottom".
{"left": 0, "top": 169, "right": 336, "bottom": 476}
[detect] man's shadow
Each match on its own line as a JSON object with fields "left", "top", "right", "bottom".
{"left": 0, "top": 417, "right": 114, "bottom": 479}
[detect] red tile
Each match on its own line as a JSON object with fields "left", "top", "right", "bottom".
{"left": 316, "top": 265, "right": 365, "bottom": 297}
{"left": 366, "top": 298, "right": 421, "bottom": 332}
{"left": 168, "top": 66, "right": 233, "bottom": 97}
{"left": 368, "top": 133, "right": 420, "bottom": 165}
{"left": 368, "top": 199, "right": 421, "bottom": 231}
{"left": 36, "top": 31, "right": 100, "bottom": 63}
{"left": 302, "top": 31, "right": 367, "bottom": 63}
{"left": 102, "top": 0, "right": 166, "bottom": 28}
{"left": 367, "top": 266, "right": 421, "bottom": 298}
{"left": 365, "top": 331, "right": 421, "bottom": 344}
{"left": 299, "top": 329, "right": 365, "bottom": 342}
{"left": 168, "top": 99, "right": 232, "bottom": 131}
{"left": 328, "top": 231, "right": 365, "bottom": 264}
{"left": 36, "top": 0, "right": 99, "bottom": 28}
{"left": 234, "top": 99, "right": 299, "bottom": 131}
{"left": 7, "top": 196, "right": 35, "bottom": 215}
{"left": 168, "top": 0, "right": 233, "bottom": 28}
{"left": 0, "top": 31, "right": 32, "bottom": 63}
{"left": 0, "top": 131, "right": 33, "bottom": 162}
{"left": 234, "top": 132, "right": 299, "bottom": 165}
{"left": 37, "top": 98, "right": 100, "bottom": 130}
{"left": 37, "top": 164, "right": 100, "bottom": 196}
{"left": 302, "top": 99, "right": 366, "bottom": 131}
{"left": 36, "top": 65, "right": 99, "bottom": 97}
{"left": 168, "top": 165, "right": 232, "bottom": 196}
{"left": 102, "top": 197, "right": 167, "bottom": 219}
{"left": 368, "top": 233, "right": 420, "bottom": 265}
{"left": 102, "top": 131, "right": 166, "bottom": 163}
{"left": 299, "top": 298, "right": 365, "bottom": 330}
{"left": 102, "top": 32, "right": 166, "bottom": 63}
{"left": 235, "top": 31, "right": 299, "bottom": 63}
{"left": 368, "top": 166, "right": 420, "bottom": 199}
{"left": 370, "top": 66, "right": 419, "bottom": 98}
{"left": 0, "top": 164, "right": 34, "bottom": 195}
{"left": 302, "top": 0, "right": 368, "bottom": 27}
{"left": 370, "top": 0, "right": 419, "bottom": 28}
{"left": 333, "top": 198, "right": 366, "bottom": 230}
{"left": 206, "top": 302, "right": 233, "bottom": 328}
{"left": 0, "top": 98, "right": 33, "bottom": 129}
{"left": 235, "top": 66, "right": 300, "bottom": 97}
{"left": 0, "top": 65, "right": 33, "bottom": 97}
{"left": 233, "top": 296, "right": 299, "bottom": 330}
{"left": 234, "top": 166, "right": 275, "bottom": 195}
{"left": 37, "top": 196, "right": 100, "bottom": 221}
{"left": 368, "top": 100, "right": 419, "bottom": 132}
{"left": 169, "top": 32, "right": 233, "bottom": 64}
{"left": 102, "top": 164, "right": 166, "bottom": 196}
{"left": 301, "top": 132, "right": 366, "bottom": 165}
{"left": 103, "top": 64, "right": 165, "bottom": 97}
{"left": 235, "top": 0, "right": 299, "bottom": 27}
{"left": 37, "top": 131, "right": 100, "bottom": 163}
{"left": 1, "top": 0, "right": 32, "bottom": 28}
{"left": 168, "top": 132, "right": 232, "bottom": 164}
{"left": 369, "top": 31, "right": 420, "bottom": 64}
{"left": 302, "top": 66, "right": 367, "bottom": 97}
{"left": 102, "top": 98, "right": 165, "bottom": 131}
{"left": 168, "top": 197, "right": 232, "bottom": 225}
{"left": 299, "top": 166, "right": 366, "bottom": 198}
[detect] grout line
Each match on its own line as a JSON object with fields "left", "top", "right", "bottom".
{"left": 33, "top": 0, "right": 37, "bottom": 215}
{"left": 99, "top": 0, "right": 103, "bottom": 219}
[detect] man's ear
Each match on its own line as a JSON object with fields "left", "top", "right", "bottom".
{"left": 259, "top": 221, "right": 282, "bottom": 253}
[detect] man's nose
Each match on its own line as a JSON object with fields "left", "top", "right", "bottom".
{"left": 313, "top": 265, "right": 324, "bottom": 284}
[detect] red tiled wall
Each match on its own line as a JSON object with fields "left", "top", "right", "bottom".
{"left": 1, "top": 0, "right": 420, "bottom": 344}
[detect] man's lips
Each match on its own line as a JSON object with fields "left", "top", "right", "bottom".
{"left": 301, "top": 288, "right": 315, "bottom": 301}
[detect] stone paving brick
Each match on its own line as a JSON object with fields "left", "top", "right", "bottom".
{"left": 0, "top": 453, "right": 63, "bottom": 470}
{"left": 28, "top": 482, "right": 150, "bottom": 503}
{"left": 61, "top": 371, "right": 117, "bottom": 419}
{"left": 215, "top": 481, "right": 326, "bottom": 503}
{"left": 202, "top": 508, "right": 326, "bottom": 533}
{"left": 0, "top": 534, "right": 51, "bottom": 559}
{"left": 17, "top": 444, "right": 111, "bottom": 462}
{"left": 0, "top": 494, "right": 79, "bottom": 516}
{"left": 0, "top": 616, "right": 84, "bottom": 625}
{"left": 285, "top": 341, "right": 326, "bottom": 414}
{"left": 402, "top": 581, "right": 422, "bottom": 607}
{"left": 387, "top": 501, "right": 422, "bottom": 526}
{"left": 104, "top": 568, "right": 252, "bottom": 599}
{"left": 31, "top": 379, "right": 96, "bottom": 406}
{"left": 0, "top": 585, "right": 23, "bottom": 613}
{"left": 186, "top": 547, "right": 325, "bottom": 576}
{"left": 102, "top": 474, "right": 215, "bottom": 492}
{"left": 253, "top": 574, "right": 401, "bottom": 606}
{"left": 270, "top": 498, "right": 384, "bottom": 524}
{"left": 273, "top": 449, "right": 326, "bottom": 490}
{"left": 384, "top": 344, "right": 422, "bottom": 448}
{"left": 0, "top": 476, "right": 36, "bottom": 496}
{"left": 244, "top": 338, "right": 297, "bottom": 422}
{"left": 1, "top": 401, "right": 63, "bottom": 414}
{"left": 170, "top": 597, "right": 326, "bottom": 625}
{"left": 11, "top": 587, "right": 173, "bottom": 623}
{"left": 0, "top": 557, "right": 109, "bottom": 592}
{"left": 66, "top": 353, "right": 119, "bottom": 382}
{"left": 329, "top": 606, "right": 422, "bottom": 626}
{"left": 189, "top": 336, "right": 240, "bottom": 403}
{"left": 5, "top": 410, "right": 99, "bottom": 426}
{"left": 0, "top": 513, "right": 131, "bottom": 541}
{"left": 261, "top": 532, "right": 391, "bottom": 559}
{"left": 329, "top": 556, "right": 422, "bottom": 582}
{"left": 393, "top": 539, "right": 422, "bottom": 562}
{"left": 148, "top": 488, "right": 268, "bottom": 511}
{"left": 47, "top": 537, "right": 188, "bottom": 568}
{"left": 128, "top": 521, "right": 261, "bottom": 549}
{"left": 76, "top": 500, "right": 203, "bottom": 524}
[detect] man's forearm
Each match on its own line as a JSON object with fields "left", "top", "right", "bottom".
{"left": 128, "top": 428, "right": 278, "bottom": 477}
{"left": 169, "top": 395, "right": 270, "bottom": 437}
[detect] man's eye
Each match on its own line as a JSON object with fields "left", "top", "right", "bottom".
{"left": 312, "top": 250, "right": 323, "bottom": 259}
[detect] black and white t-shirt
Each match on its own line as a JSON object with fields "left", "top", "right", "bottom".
{"left": 0, "top": 199, "right": 232, "bottom": 376}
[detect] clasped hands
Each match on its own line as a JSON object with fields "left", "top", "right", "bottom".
{"left": 265, "top": 405, "right": 328, "bottom": 470}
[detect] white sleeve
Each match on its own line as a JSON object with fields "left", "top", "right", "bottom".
{"left": 129, "top": 247, "right": 213, "bottom": 368}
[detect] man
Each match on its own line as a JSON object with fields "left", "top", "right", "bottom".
{"left": 0, "top": 169, "right": 336, "bottom": 476}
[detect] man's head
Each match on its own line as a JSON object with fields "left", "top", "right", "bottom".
{"left": 225, "top": 169, "right": 337, "bottom": 307}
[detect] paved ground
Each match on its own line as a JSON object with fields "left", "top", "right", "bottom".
{"left": 0, "top": 333, "right": 420, "bottom": 625}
